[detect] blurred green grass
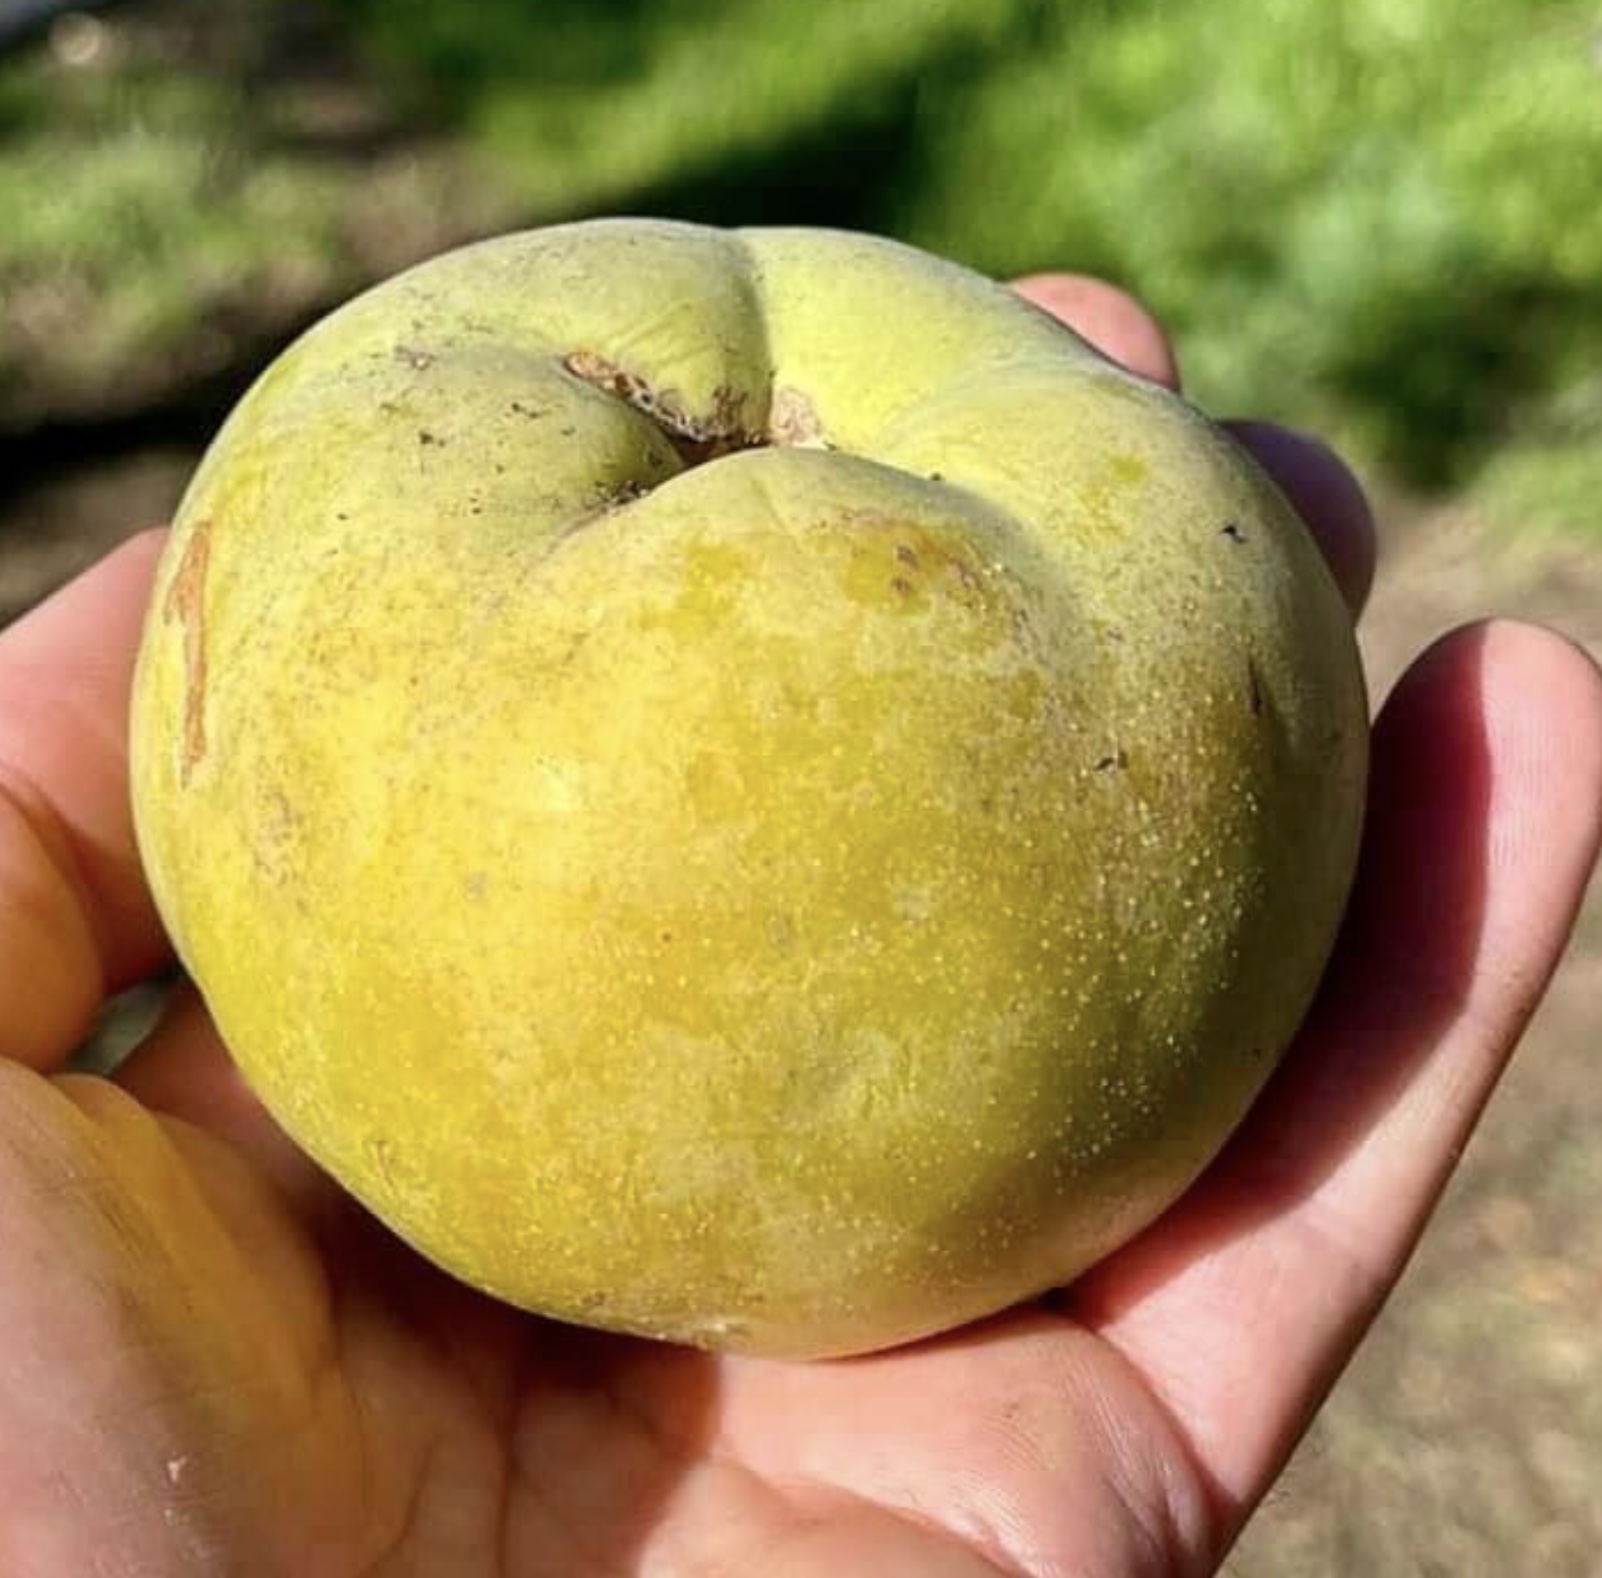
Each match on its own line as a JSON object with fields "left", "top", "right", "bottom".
{"left": 6, "top": 0, "right": 1595, "bottom": 531}
{"left": 2, "top": 0, "right": 1599, "bottom": 533}
{"left": 0, "top": 0, "right": 516, "bottom": 427}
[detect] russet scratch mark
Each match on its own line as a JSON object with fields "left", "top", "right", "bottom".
{"left": 164, "top": 519, "right": 213, "bottom": 784}
{"left": 769, "top": 385, "right": 829, "bottom": 448}
{"left": 560, "top": 348, "right": 758, "bottom": 465}
{"left": 1247, "top": 654, "right": 1266, "bottom": 717}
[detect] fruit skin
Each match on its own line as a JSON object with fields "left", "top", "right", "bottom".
{"left": 130, "top": 219, "right": 1367, "bottom": 1360}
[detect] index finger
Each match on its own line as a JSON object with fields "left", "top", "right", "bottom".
{"left": 0, "top": 530, "right": 172, "bottom": 1067}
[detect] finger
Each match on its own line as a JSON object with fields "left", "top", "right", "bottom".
{"left": 0, "top": 531, "right": 172, "bottom": 1067}
{"left": 1224, "top": 420, "right": 1377, "bottom": 619}
{"left": 1010, "top": 274, "right": 1181, "bottom": 390}
{"left": 1068, "top": 621, "right": 1602, "bottom": 1536}
{"left": 115, "top": 988, "right": 261, "bottom": 1142}
{"left": 116, "top": 987, "right": 335, "bottom": 1218}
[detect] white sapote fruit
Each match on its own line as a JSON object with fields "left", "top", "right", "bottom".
{"left": 131, "top": 219, "right": 1367, "bottom": 1360}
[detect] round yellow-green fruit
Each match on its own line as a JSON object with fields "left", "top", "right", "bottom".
{"left": 131, "top": 219, "right": 1367, "bottom": 1359}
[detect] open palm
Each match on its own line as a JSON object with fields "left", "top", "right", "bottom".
{"left": 2, "top": 282, "right": 1598, "bottom": 1578}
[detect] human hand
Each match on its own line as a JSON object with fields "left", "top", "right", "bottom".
{"left": 1, "top": 278, "right": 1598, "bottom": 1576}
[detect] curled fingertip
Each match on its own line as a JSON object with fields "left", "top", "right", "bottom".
{"left": 1010, "top": 273, "right": 1181, "bottom": 390}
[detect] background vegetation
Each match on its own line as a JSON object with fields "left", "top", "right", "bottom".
{"left": 3, "top": 0, "right": 1599, "bottom": 530}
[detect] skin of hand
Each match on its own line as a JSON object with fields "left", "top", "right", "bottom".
{"left": 1, "top": 276, "right": 1599, "bottom": 1578}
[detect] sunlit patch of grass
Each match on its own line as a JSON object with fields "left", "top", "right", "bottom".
{"left": 0, "top": 3, "right": 514, "bottom": 427}
{"left": 334, "top": 0, "right": 1030, "bottom": 213}
{"left": 0, "top": 39, "right": 349, "bottom": 420}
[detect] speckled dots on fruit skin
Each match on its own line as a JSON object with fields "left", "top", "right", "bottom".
{"left": 130, "top": 220, "right": 1367, "bottom": 1359}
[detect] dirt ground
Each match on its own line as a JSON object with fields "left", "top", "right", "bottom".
{"left": 2, "top": 465, "right": 1599, "bottom": 1574}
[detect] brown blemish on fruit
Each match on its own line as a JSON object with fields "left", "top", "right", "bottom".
{"left": 769, "top": 386, "right": 828, "bottom": 448}
{"left": 945, "top": 555, "right": 986, "bottom": 606}
{"left": 1247, "top": 655, "right": 1266, "bottom": 717}
{"left": 163, "top": 518, "right": 213, "bottom": 785}
{"left": 250, "top": 784, "right": 306, "bottom": 891}
{"left": 1221, "top": 520, "right": 1247, "bottom": 544}
{"left": 551, "top": 479, "right": 653, "bottom": 547}
{"left": 561, "top": 349, "right": 760, "bottom": 465}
